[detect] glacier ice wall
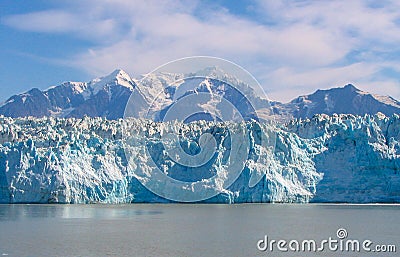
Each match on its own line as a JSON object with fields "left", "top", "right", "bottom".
{"left": 0, "top": 113, "right": 399, "bottom": 203}
{"left": 286, "top": 113, "right": 400, "bottom": 202}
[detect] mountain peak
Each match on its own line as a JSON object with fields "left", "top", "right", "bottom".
{"left": 110, "top": 69, "right": 131, "bottom": 80}
{"left": 343, "top": 84, "right": 359, "bottom": 91}
{"left": 103, "top": 69, "right": 132, "bottom": 83}
{"left": 89, "top": 69, "right": 134, "bottom": 94}
{"left": 282, "top": 83, "right": 400, "bottom": 119}
{"left": 194, "top": 66, "right": 228, "bottom": 78}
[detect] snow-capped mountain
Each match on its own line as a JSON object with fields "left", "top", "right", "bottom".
{"left": 273, "top": 84, "right": 400, "bottom": 119}
{"left": 1, "top": 69, "right": 399, "bottom": 121}
{"left": 0, "top": 68, "right": 271, "bottom": 121}
{"left": 0, "top": 69, "right": 141, "bottom": 119}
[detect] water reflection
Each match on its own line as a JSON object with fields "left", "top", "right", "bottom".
{"left": 0, "top": 204, "right": 164, "bottom": 221}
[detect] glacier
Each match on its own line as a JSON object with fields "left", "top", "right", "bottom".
{"left": 0, "top": 113, "right": 399, "bottom": 203}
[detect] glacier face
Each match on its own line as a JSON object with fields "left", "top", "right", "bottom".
{"left": 0, "top": 113, "right": 399, "bottom": 203}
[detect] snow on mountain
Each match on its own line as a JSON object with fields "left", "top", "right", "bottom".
{"left": 0, "top": 69, "right": 140, "bottom": 119}
{"left": 273, "top": 84, "right": 400, "bottom": 120}
{"left": 0, "top": 68, "right": 272, "bottom": 122}
{"left": 0, "top": 114, "right": 399, "bottom": 203}
{"left": 84, "top": 69, "right": 134, "bottom": 98}
{"left": 1, "top": 69, "right": 399, "bottom": 122}
{"left": 139, "top": 67, "right": 271, "bottom": 121}
{"left": 0, "top": 85, "right": 83, "bottom": 118}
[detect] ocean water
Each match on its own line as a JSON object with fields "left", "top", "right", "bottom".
{"left": 0, "top": 204, "right": 398, "bottom": 257}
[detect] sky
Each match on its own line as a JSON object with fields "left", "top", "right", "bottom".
{"left": 1, "top": 0, "right": 400, "bottom": 102}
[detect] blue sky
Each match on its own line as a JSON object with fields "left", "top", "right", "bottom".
{"left": 1, "top": 0, "right": 400, "bottom": 102}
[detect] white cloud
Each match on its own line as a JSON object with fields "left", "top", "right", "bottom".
{"left": 263, "top": 63, "right": 379, "bottom": 101}
{"left": 2, "top": 0, "right": 400, "bottom": 101}
{"left": 256, "top": 0, "right": 400, "bottom": 44}
{"left": 2, "top": 10, "right": 78, "bottom": 32}
{"left": 62, "top": 1, "right": 351, "bottom": 75}
{"left": 2, "top": 9, "right": 119, "bottom": 42}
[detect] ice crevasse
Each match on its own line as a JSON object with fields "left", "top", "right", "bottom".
{"left": 0, "top": 113, "right": 399, "bottom": 203}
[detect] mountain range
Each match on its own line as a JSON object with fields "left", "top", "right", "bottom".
{"left": 1, "top": 68, "right": 399, "bottom": 121}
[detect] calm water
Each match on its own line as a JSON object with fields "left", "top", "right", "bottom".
{"left": 0, "top": 204, "right": 399, "bottom": 257}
